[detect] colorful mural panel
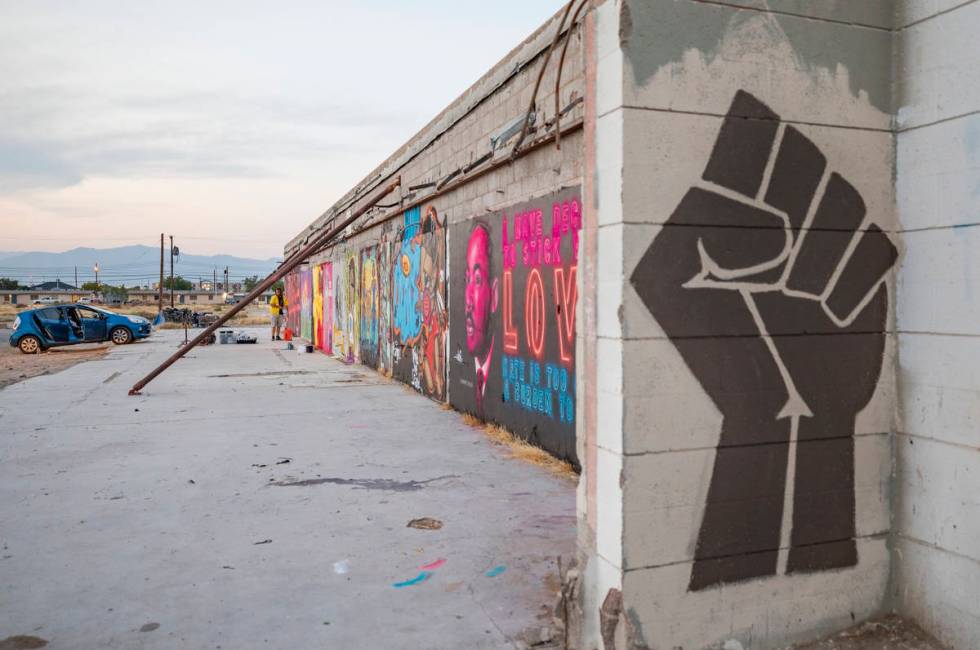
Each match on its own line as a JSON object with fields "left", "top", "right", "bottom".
{"left": 344, "top": 251, "right": 359, "bottom": 362}
{"left": 359, "top": 246, "right": 380, "bottom": 368}
{"left": 317, "top": 262, "right": 333, "bottom": 353}
{"left": 449, "top": 187, "right": 581, "bottom": 464}
{"left": 299, "top": 265, "right": 313, "bottom": 342}
{"left": 377, "top": 240, "right": 393, "bottom": 374}
{"left": 392, "top": 206, "right": 447, "bottom": 400}
{"left": 313, "top": 264, "right": 323, "bottom": 349}
{"left": 284, "top": 271, "right": 301, "bottom": 336}
{"left": 333, "top": 259, "right": 346, "bottom": 359}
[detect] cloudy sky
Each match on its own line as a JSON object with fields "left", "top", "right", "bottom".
{"left": 0, "top": 0, "right": 559, "bottom": 259}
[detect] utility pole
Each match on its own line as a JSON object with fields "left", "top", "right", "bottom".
{"left": 212, "top": 268, "right": 216, "bottom": 301}
{"left": 74, "top": 266, "right": 78, "bottom": 290}
{"left": 159, "top": 234, "right": 164, "bottom": 313}
{"left": 169, "top": 235, "right": 175, "bottom": 308}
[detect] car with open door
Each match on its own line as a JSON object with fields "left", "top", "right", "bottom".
{"left": 9, "top": 304, "right": 152, "bottom": 354}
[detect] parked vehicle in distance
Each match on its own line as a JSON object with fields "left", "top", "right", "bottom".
{"left": 79, "top": 297, "right": 93, "bottom": 304}
{"left": 33, "top": 296, "right": 58, "bottom": 305}
{"left": 9, "top": 304, "right": 152, "bottom": 354}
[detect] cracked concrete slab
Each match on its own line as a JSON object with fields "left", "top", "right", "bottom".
{"left": 0, "top": 328, "right": 575, "bottom": 649}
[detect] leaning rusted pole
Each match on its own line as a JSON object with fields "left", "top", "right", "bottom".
{"left": 128, "top": 178, "right": 401, "bottom": 395}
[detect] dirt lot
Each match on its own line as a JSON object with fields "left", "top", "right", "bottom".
{"left": 0, "top": 328, "right": 109, "bottom": 389}
{"left": 0, "top": 302, "right": 270, "bottom": 389}
{"left": 0, "top": 301, "right": 270, "bottom": 329}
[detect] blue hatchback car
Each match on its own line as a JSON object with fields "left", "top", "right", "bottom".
{"left": 10, "top": 304, "right": 152, "bottom": 354}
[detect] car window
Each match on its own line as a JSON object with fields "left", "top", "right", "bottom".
{"left": 37, "top": 307, "right": 63, "bottom": 320}
{"left": 76, "top": 307, "right": 103, "bottom": 319}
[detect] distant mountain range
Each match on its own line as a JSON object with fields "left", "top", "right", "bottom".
{"left": 0, "top": 246, "right": 281, "bottom": 287}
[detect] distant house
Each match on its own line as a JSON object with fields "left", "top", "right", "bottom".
{"left": 29, "top": 280, "right": 78, "bottom": 291}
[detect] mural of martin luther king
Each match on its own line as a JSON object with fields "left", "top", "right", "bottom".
{"left": 465, "top": 222, "right": 498, "bottom": 413}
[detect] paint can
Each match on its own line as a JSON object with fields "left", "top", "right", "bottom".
{"left": 285, "top": 342, "right": 294, "bottom": 351}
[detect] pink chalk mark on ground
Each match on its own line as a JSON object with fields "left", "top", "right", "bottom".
{"left": 420, "top": 558, "right": 446, "bottom": 570}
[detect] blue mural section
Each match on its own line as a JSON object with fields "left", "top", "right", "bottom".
{"left": 393, "top": 206, "right": 422, "bottom": 344}
{"left": 390, "top": 206, "right": 447, "bottom": 400}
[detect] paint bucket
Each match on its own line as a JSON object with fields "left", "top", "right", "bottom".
{"left": 305, "top": 344, "right": 314, "bottom": 353}
{"left": 285, "top": 342, "right": 294, "bottom": 351}
{"left": 283, "top": 328, "right": 293, "bottom": 342}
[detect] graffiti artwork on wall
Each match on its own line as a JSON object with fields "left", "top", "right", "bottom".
{"left": 359, "top": 246, "right": 380, "bottom": 368}
{"left": 392, "top": 206, "right": 447, "bottom": 399}
{"left": 284, "top": 271, "right": 301, "bottom": 336}
{"left": 318, "top": 262, "right": 333, "bottom": 353}
{"left": 449, "top": 187, "right": 581, "bottom": 464}
{"left": 332, "top": 260, "right": 346, "bottom": 359}
{"left": 344, "top": 251, "right": 359, "bottom": 363}
{"left": 313, "top": 263, "right": 323, "bottom": 350}
{"left": 299, "top": 265, "right": 313, "bottom": 342}
{"left": 630, "top": 90, "right": 898, "bottom": 591}
{"left": 377, "top": 239, "right": 393, "bottom": 374}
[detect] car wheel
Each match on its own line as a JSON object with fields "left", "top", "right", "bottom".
{"left": 110, "top": 327, "right": 133, "bottom": 345}
{"left": 18, "top": 335, "right": 42, "bottom": 354}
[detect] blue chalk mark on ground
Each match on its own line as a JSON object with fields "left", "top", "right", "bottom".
{"left": 393, "top": 571, "right": 432, "bottom": 588}
{"left": 485, "top": 565, "right": 506, "bottom": 578}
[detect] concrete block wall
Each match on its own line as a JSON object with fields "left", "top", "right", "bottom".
{"left": 894, "top": 1, "right": 980, "bottom": 648}
{"left": 274, "top": 2, "right": 980, "bottom": 647}
{"left": 582, "top": 1, "right": 900, "bottom": 647}
{"left": 282, "top": 7, "right": 587, "bottom": 463}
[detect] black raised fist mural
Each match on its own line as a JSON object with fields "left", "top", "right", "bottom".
{"left": 630, "top": 91, "right": 897, "bottom": 591}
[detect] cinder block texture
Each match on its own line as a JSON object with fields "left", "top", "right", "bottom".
{"left": 898, "top": 333, "right": 980, "bottom": 448}
{"left": 892, "top": 537, "right": 980, "bottom": 650}
{"left": 898, "top": 227, "right": 980, "bottom": 335}
{"left": 612, "top": 2, "right": 897, "bottom": 647}
{"left": 898, "top": 0, "right": 968, "bottom": 27}
{"left": 722, "top": 0, "right": 896, "bottom": 29}
{"left": 622, "top": 432, "right": 890, "bottom": 570}
{"left": 619, "top": 106, "right": 897, "bottom": 232}
{"left": 895, "top": 434, "right": 980, "bottom": 561}
{"left": 620, "top": 0, "right": 894, "bottom": 128}
{"left": 893, "top": 0, "right": 980, "bottom": 647}
{"left": 896, "top": 0, "right": 980, "bottom": 130}
{"left": 623, "top": 537, "right": 890, "bottom": 650}
{"left": 896, "top": 112, "right": 980, "bottom": 233}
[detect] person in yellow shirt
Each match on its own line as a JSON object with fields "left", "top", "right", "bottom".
{"left": 269, "top": 286, "right": 288, "bottom": 341}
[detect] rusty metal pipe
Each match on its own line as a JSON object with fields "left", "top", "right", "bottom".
{"left": 127, "top": 178, "right": 401, "bottom": 395}
{"left": 554, "top": 0, "right": 588, "bottom": 151}
{"left": 510, "top": 0, "right": 576, "bottom": 159}
{"left": 339, "top": 117, "right": 584, "bottom": 243}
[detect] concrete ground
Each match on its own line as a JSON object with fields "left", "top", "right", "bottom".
{"left": 0, "top": 328, "right": 576, "bottom": 650}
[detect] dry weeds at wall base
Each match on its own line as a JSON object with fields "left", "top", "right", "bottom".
{"left": 461, "top": 413, "right": 578, "bottom": 482}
